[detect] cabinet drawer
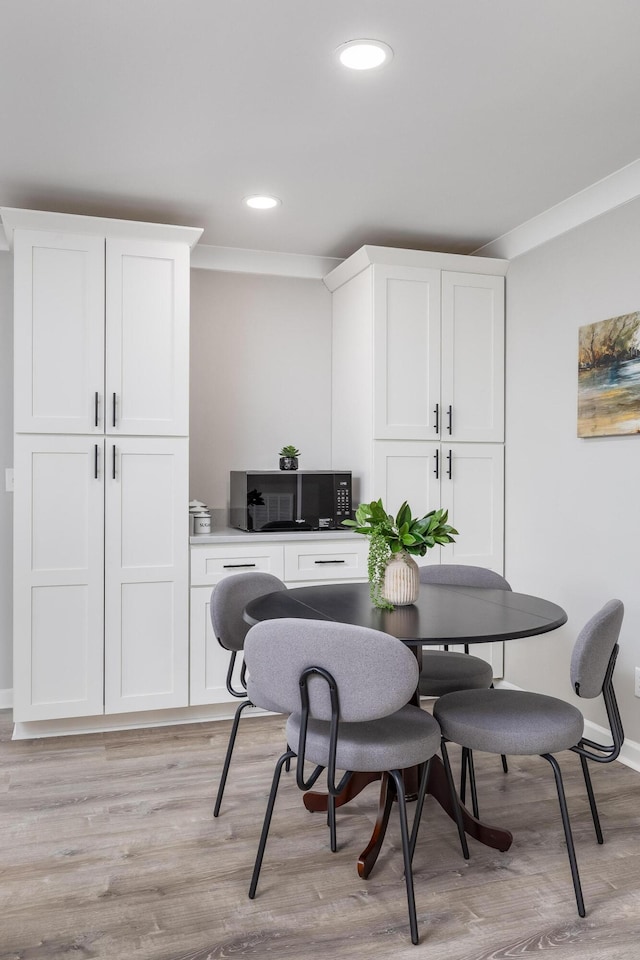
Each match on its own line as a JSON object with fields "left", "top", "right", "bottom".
{"left": 284, "top": 540, "right": 368, "bottom": 582}
{"left": 191, "top": 544, "right": 285, "bottom": 585}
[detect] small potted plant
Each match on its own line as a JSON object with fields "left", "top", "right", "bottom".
{"left": 279, "top": 445, "right": 300, "bottom": 470}
{"left": 342, "top": 499, "right": 457, "bottom": 609}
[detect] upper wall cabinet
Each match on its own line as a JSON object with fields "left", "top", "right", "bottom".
{"left": 4, "top": 209, "right": 202, "bottom": 436}
{"left": 372, "top": 264, "right": 441, "bottom": 441}
{"left": 105, "top": 239, "right": 190, "bottom": 436}
{"left": 441, "top": 271, "right": 505, "bottom": 443}
{"left": 328, "top": 247, "right": 506, "bottom": 452}
{"left": 13, "top": 231, "right": 105, "bottom": 435}
{"left": 372, "top": 263, "right": 504, "bottom": 443}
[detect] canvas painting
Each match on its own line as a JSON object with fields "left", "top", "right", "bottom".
{"left": 578, "top": 312, "right": 640, "bottom": 437}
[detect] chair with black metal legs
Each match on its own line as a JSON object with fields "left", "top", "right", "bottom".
{"left": 244, "top": 617, "right": 459, "bottom": 946}
{"left": 433, "top": 599, "right": 625, "bottom": 918}
{"left": 210, "top": 572, "right": 287, "bottom": 817}
{"left": 418, "top": 564, "right": 512, "bottom": 810}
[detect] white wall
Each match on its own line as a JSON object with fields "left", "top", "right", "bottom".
{"left": 504, "top": 196, "right": 640, "bottom": 746}
{"left": 0, "top": 251, "right": 13, "bottom": 703}
{"left": 189, "top": 269, "right": 333, "bottom": 519}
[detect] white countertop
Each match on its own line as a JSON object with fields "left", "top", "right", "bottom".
{"left": 190, "top": 526, "right": 362, "bottom": 545}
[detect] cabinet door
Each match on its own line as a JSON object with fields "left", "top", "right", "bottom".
{"left": 373, "top": 265, "right": 441, "bottom": 440}
{"left": 13, "top": 231, "right": 105, "bottom": 434}
{"left": 441, "top": 272, "right": 504, "bottom": 442}
{"left": 106, "top": 239, "right": 190, "bottom": 436}
{"left": 440, "top": 443, "right": 504, "bottom": 571}
{"left": 372, "top": 440, "right": 442, "bottom": 566}
{"left": 189, "top": 585, "right": 242, "bottom": 705}
{"left": 104, "top": 437, "right": 189, "bottom": 713}
{"left": 13, "top": 435, "right": 105, "bottom": 720}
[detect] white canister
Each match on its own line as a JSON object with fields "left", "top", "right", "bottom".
{"left": 193, "top": 512, "right": 212, "bottom": 535}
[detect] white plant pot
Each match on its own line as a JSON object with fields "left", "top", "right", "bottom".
{"left": 382, "top": 550, "right": 419, "bottom": 606}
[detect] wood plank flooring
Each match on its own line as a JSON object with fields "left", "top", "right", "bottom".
{"left": 1, "top": 708, "right": 640, "bottom": 960}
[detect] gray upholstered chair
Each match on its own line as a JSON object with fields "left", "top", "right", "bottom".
{"left": 210, "top": 572, "right": 287, "bottom": 817}
{"left": 244, "top": 617, "right": 450, "bottom": 946}
{"left": 433, "top": 599, "right": 625, "bottom": 918}
{"left": 418, "top": 563, "right": 512, "bottom": 802}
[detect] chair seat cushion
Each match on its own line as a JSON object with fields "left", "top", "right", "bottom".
{"left": 433, "top": 688, "right": 584, "bottom": 756}
{"left": 419, "top": 650, "right": 493, "bottom": 697}
{"left": 286, "top": 705, "right": 441, "bottom": 773}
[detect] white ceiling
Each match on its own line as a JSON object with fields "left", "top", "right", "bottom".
{"left": 2, "top": 0, "right": 640, "bottom": 260}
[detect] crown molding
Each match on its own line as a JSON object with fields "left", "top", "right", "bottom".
{"left": 0, "top": 207, "right": 203, "bottom": 249}
{"left": 323, "top": 243, "right": 509, "bottom": 291}
{"left": 191, "top": 243, "right": 342, "bottom": 279}
{"left": 473, "top": 158, "right": 640, "bottom": 260}
{"left": 3, "top": 160, "right": 639, "bottom": 265}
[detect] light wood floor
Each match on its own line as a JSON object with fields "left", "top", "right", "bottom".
{"left": 2, "top": 708, "right": 640, "bottom": 960}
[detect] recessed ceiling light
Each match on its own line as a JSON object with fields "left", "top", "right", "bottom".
{"left": 244, "top": 195, "right": 281, "bottom": 210}
{"left": 336, "top": 39, "right": 393, "bottom": 71}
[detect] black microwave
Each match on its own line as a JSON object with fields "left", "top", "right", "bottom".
{"left": 230, "top": 470, "right": 353, "bottom": 532}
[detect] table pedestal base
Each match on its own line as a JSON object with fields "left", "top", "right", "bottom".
{"left": 302, "top": 756, "right": 512, "bottom": 878}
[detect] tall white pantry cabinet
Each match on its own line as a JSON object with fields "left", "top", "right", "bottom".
{"left": 4, "top": 208, "right": 202, "bottom": 725}
{"left": 326, "top": 246, "right": 508, "bottom": 572}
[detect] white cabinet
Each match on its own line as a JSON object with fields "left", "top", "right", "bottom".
{"left": 327, "top": 246, "right": 507, "bottom": 574}
{"left": 105, "top": 239, "right": 190, "bottom": 437}
{"left": 13, "top": 435, "right": 189, "bottom": 721}
{"left": 283, "top": 539, "right": 368, "bottom": 582}
{"left": 104, "top": 438, "right": 189, "bottom": 714}
{"left": 190, "top": 543, "right": 285, "bottom": 585}
{"left": 190, "top": 586, "right": 241, "bottom": 706}
{"left": 13, "top": 435, "right": 105, "bottom": 721}
{"left": 6, "top": 208, "right": 202, "bottom": 730}
{"left": 373, "top": 265, "right": 441, "bottom": 441}
{"left": 13, "top": 231, "right": 105, "bottom": 435}
{"left": 189, "top": 535, "right": 367, "bottom": 707}
{"left": 373, "top": 441, "right": 504, "bottom": 571}
{"left": 11, "top": 221, "right": 193, "bottom": 437}
{"left": 441, "top": 272, "right": 505, "bottom": 443}
{"left": 369, "top": 264, "right": 504, "bottom": 443}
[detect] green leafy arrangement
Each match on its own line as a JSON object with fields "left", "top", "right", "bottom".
{"left": 279, "top": 445, "right": 300, "bottom": 457}
{"left": 342, "top": 499, "right": 458, "bottom": 609}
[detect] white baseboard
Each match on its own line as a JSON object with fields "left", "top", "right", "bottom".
{"left": 11, "top": 701, "right": 272, "bottom": 740}
{"left": 8, "top": 682, "right": 640, "bottom": 771}
{"left": 495, "top": 679, "right": 640, "bottom": 773}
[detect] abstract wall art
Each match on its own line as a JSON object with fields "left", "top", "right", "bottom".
{"left": 578, "top": 312, "right": 640, "bottom": 437}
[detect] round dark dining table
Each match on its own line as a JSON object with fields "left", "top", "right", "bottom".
{"left": 243, "top": 580, "right": 567, "bottom": 648}
{"left": 243, "top": 579, "right": 568, "bottom": 877}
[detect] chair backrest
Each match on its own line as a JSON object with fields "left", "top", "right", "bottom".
{"left": 419, "top": 563, "right": 511, "bottom": 590}
{"left": 244, "top": 618, "right": 419, "bottom": 722}
{"left": 571, "top": 599, "right": 624, "bottom": 699}
{"left": 210, "top": 572, "right": 287, "bottom": 652}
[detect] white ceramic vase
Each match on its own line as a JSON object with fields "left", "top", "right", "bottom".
{"left": 382, "top": 550, "right": 420, "bottom": 606}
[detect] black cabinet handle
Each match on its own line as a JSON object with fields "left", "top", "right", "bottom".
{"left": 112, "top": 444, "right": 116, "bottom": 480}
{"left": 447, "top": 404, "right": 453, "bottom": 435}
{"left": 94, "top": 443, "right": 99, "bottom": 479}
{"left": 314, "top": 559, "right": 346, "bottom": 564}
{"left": 433, "top": 402, "right": 439, "bottom": 434}
{"left": 112, "top": 393, "right": 117, "bottom": 428}
{"left": 446, "top": 449, "right": 453, "bottom": 480}
{"left": 94, "top": 392, "right": 99, "bottom": 427}
{"left": 223, "top": 563, "right": 257, "bottom": 569}
{"left": 434, "top": 448, "right": 439, "bottom": 479}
